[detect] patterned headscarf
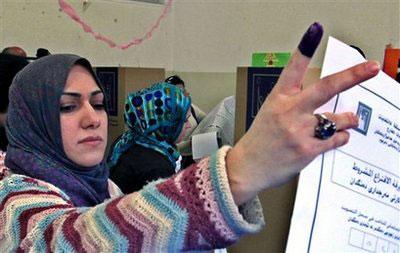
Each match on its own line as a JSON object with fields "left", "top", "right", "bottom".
{"left": 5, "top": 54, "right": 110, "bottom": 207}
{"left": 108, "top": 82, "right": 191, "bottom": 169}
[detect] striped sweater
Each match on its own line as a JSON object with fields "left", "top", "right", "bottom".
{"left": 0, "top": 147, "right": 265, "bottom": 252}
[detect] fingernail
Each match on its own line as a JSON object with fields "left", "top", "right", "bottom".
{"left": 342, "top": 133, "right": 350, "bottom": 145}
{"left": 298, "top": 22, "right": 324, "bottom": 58}
{"left": 349, "top": 112, "right": 359, "bottom": 126}
{"left": 365, "top": 60, "right": 380, "bottom": 74}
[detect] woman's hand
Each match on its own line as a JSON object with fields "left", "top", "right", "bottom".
{"left": 226, "top": 23, "right": 380, "bottom": 205}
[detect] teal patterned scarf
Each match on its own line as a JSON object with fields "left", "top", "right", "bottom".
{"left": 108, "top": 82, "right": 191, "bottom": 168}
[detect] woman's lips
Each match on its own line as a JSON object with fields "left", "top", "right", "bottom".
{"left": 78, "top": 136, "right": 103, "bottom": 145}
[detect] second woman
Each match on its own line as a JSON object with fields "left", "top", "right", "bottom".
{"left": 108, "top": 82, "right": 192, "bottom": 193}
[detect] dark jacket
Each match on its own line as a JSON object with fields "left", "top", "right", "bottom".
{"left": 109, "top": 143, "right": 176, "bottom": 194}
{"left": 0, "top": 53, "right": 29, "bottom": 151}
{"left": 0, "top": 53, "right": 29, "bottom": 112}
{"left": 0, "top": 127, "right": 6, "bottom": 151}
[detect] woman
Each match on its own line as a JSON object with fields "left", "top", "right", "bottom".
{"left": 0, "top": 23, "right": 379, "bottom": 251}
{"left": 108, "top": 82, "right": 191, "bottom": 193}
{"left": 164, "top": 74, "right": 206, "bottom": 125}
{"left": 1, "top": 54, "right": 263, "bottom": 252}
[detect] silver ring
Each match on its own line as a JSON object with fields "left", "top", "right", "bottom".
{"left": 314, "top": 113, "right": 336, "bottom": 140}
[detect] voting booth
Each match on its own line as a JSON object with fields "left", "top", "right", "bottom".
{"left": 94, "top": 67, "right": 165, "bottom": 149}
{"left": 230, "top": 67, "right": 321, "bottom": 252}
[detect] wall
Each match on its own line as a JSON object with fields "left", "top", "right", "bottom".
{"left": 173, "top": 0, "right": 399, "bottom": 72}
{"left": 172, "top": 0, "right": 399, "bottom": 112}
{"left": 0, "top": 0, "right": 173, "bottom": 69}
{"left": 1, "top": 0, "right": 398, "bottom": 112}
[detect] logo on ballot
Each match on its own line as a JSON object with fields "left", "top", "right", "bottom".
{"left": 355, "top": 102, "right": 372, "bottom": 135}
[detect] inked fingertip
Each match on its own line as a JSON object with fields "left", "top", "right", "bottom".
{"left": 298, "top": 22, "right": 324, "bottom": 58}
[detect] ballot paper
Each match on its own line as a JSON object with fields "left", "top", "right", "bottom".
{"left": 286, "top": 37, "right": 400, "bottom": 253}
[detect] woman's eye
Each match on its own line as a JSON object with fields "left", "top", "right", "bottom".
{"left": 93, "top": 103, "right": 105, "bottom": 110}
{"left": 60, "top": 105, "right": 76, "bottom": 113}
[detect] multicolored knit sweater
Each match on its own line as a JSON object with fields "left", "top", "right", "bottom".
{"left": 0, "top": 147, "right": 265, "bottom": 252}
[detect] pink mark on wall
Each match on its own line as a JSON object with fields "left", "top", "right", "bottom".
{"left": 58, "top": 0, "right": 173, "bottom": 50}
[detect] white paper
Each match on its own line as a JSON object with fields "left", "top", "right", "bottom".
{"left": 190, "top": 96, "right": 235, "bottom": 146}
{"left": 286, "top": 37, "right": 400, "bottom": 253}
{"left": 191, "top": 131, "right": 219, "bottom": 160}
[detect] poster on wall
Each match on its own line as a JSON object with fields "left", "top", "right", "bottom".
{"left": 245, "top": 67, "right": 283, "bottom": 130}
{"left": 96, "top": 67, "right": 118, "bottom": 117}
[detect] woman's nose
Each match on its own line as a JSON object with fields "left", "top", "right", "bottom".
{"left": 81, "top": 103, "right": 101, "bottom": 129}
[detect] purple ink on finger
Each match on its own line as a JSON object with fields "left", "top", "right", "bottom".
{"left": 298, "top": 22, "right": 323, "bottom": 58}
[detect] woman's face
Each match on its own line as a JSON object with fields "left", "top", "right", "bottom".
{"left": 176, "top": 109, "right": 196, "bottom": 143}
{"left": 60, "top": 65, "right": 108, "bottom": 167}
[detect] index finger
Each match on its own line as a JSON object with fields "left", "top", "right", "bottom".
{"left": 275, "top": 22, "right": 323, "bottom": 94}
{"left": 298, "top": 60, "right": 380, "bottom": 112}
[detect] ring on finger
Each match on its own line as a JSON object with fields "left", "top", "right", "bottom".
{"left": 314, "top": 113, "right": 337, "bottom": 140}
